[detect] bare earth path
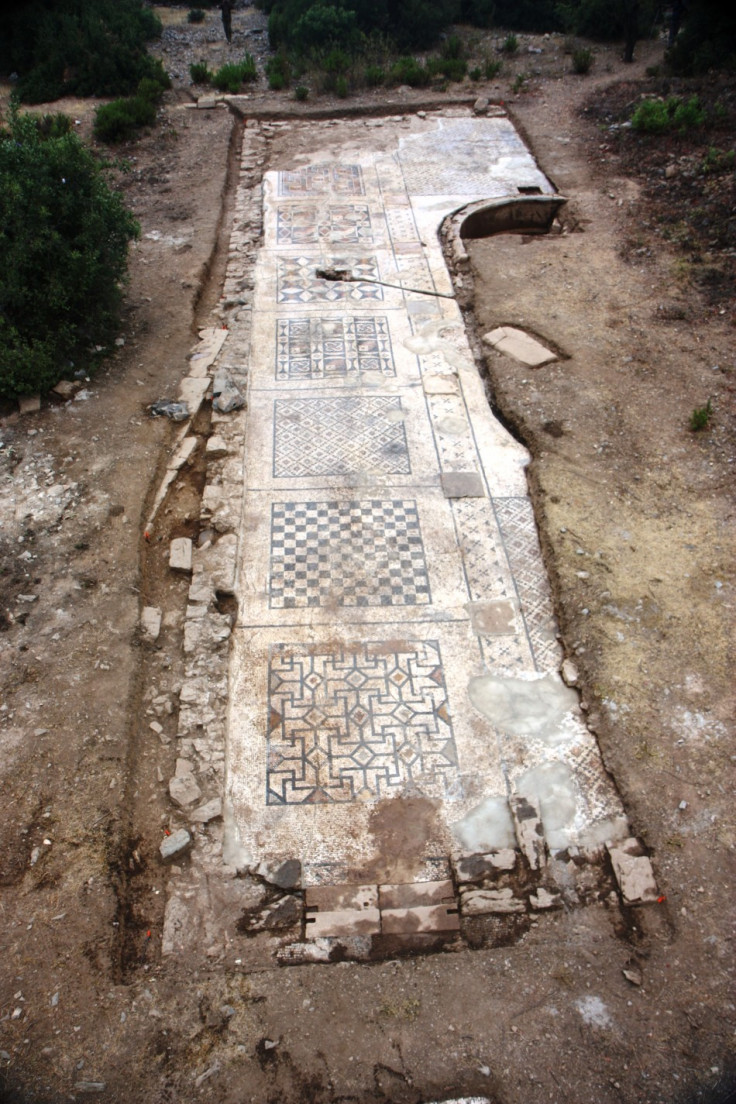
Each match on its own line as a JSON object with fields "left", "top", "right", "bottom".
{"left": 0, "top": 16, "right": 733, "bottom": 1104}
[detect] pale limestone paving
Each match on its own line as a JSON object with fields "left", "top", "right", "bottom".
{"left": 160, "top": 113, "right": 653, "bottom": 958}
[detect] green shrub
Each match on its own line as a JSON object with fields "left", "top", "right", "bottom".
{"left": 469, "top": 66, "right": 482, "bottom": 80}
{"left": 701, "top": 147, "right": 736, "bottom": 174}
{"left": 512, "top": 72, "right": 527, "bottom": 92}
{"left": 4, "top": 0, "right": 163, "bottom": 104}
{"left": 0, "top": 109, "right": 139, "bottom": 398}
{"left": 364, "top": 64, "right": 386, "bottom": 86}
{"left": 189, "top": 61, "right": 213, "bottom": 84}
{"left": 266, "top": 53, "right": 290, "bottom": 89}
{"left": 336, "top": 75, "right": 349, "bottom": 97}
{"left": 188, "top": 8, "right": 206, "bottom": 22}
{"left": 441, "top": 57, "right": 467, "bottom": 81}
{"left": 572, "top": 47, "right": 593, "bottom": 72}
{"left": 631, "top": 95, "right": 706, "bottom": 134}
{"left": 390, "top": 56, "right": 431, "bottom": 87}
{"left": 502, "top": 33, "right": 519, "bottom": 54}
{"left": 442, "top": 34, "right": 464, "bottom": 60}
{"left": 689, "top": 399, "right": 712, "bottom": 431}
{"left": 484, "top": 57, "right": 502, "bottom": 78}
{"left": 294, "top": 84, "right": 309, "bottom": 100}
{"left": 35, "top": 113, "right": 74, "bottom": 140}
{"left": 93, "top": 70, "right": 168, "bottom": 143}
{"left": 213, "top": 54, "right": 258, "bottom": 92}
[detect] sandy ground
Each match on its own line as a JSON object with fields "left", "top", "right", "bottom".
{"left": 0, "top": 11, "right": 734, "bottom": 1104}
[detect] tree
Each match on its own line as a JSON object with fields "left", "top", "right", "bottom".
{"left": 0, "top": 109, "right": 139, "bottom": 398}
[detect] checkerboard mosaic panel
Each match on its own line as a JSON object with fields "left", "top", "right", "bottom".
{"left": 273, "top": 395, "right": 410, "bottom": 478}
{"left": 277, "top": 255, "right": 382, "bottom": 303}
{"left": 276, "top": 205, "right": 374, "bottom": 247}
{"left": 266, "top": 640, "right": 458, "bottom": 804}
{"left": 269, "top": 499, "right": 431, "bottom": 609}
{"left": 275, "top": 316, "right": 395, "bottom": 381}
{"left": 277, "top": 163, "right": 365, "bottom": 197}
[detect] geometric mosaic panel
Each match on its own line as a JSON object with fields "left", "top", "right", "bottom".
{"left": 277, "top": 256, "right": 382, "bottom": 303}
{"left": 275, "top": 316, "right": 395, "bottom": 381}
{"left": 276, "top": 205, "right": 373, "bottom": 246}
{"left": 273, "top": 395, "right": 410, "bottom": 478}
{"left": 397, "top": 118, "right": 540, "bottom": 196}
{"left": 266, "top": 640, "right": 458, "bottom": 804}
{"left": 269, "top": 499, "right": 431, "bottom": 609}
{"left": 277, "top": 163, "right": 365, "bottom": 198}
{"left": 493, "top": 496, "right": 561, "bottom": 673}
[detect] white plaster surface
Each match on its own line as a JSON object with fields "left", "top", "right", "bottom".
{"left": 225, "top": 113, "right": 628, "bottom": 886}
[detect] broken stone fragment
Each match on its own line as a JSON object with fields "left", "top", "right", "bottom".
{"left": 52, "top": 379, "right": 80, "bottom": 399}
{"left": 140, "top": 606, "right": 162, "bottom": 641}
{"left": 474, "top": 96, "right": 489, "bottom": 115}
{"left": 483, "top": 326, "right": 557, "bottom": 368}
{"left": 510, "top": 793, "right": 546, "bottom": 871}
{"left": 529, "top": 887, "right": 562, "bottom": 910}
{"left": 205, "top": 435, "right": 229, "bottom": 460}
{"left": 169, "top": 773, "right": 202, "bottom": 808}
{"left": 169, "top": 537, "right": 193, "bottom": 573}
{"left": 561, "top": 658, "right": 579, "bottom": 687}
{"left": 189, "top": 797, "right": 223, "bottom": 824}
{"left": 159, "top": 828, "right": 193, "bottom": 862}
{"left": 212, "top": 371, "right": 246, "bottom": 413}
{"left": 607, "top": 838, "right": 658, "bottom": 905}
{"left": 239, "top": 894, "right": 302, "bottom": 934}
{"left": 461, "top": 888, "right": 525, "bottom": 915}
{"left": 257, "top": 858, "right": 302, "bottom": 890}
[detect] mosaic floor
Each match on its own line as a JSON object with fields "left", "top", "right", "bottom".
{"left": 226, "top": 113, "right": 628, "bottom": 887}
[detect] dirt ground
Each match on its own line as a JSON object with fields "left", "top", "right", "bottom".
{"left": 0, "top": 9, "right": 734, "bottom": 1104}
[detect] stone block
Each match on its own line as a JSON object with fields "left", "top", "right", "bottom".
{"left": 256, "top": 858, "right": 302, "bottom": 890}
{"left": 305, "top": 884, "right": 377, "bottom": 911}
{"left": 178, "top": 376, "right": 210, "bottom": 413}
{"left": 483, "top": 326, "right": 556, "bottom": 368}
{"left": 169, "top": 537, "right": 193, "bottom": 573}
{"left": 206, "top": 435, "right": 229, "bottom": 460}
{"left": 159, "top": 828, "right": 193, "bottom": 862}
{"left": 529, "top": 888, "right": 562, "bottom": 910}
{"left": 378, "top": 880, "right": 455, "bottom": 910}
{"left": 381, "top": 904, "right": 460, "bottom": 934}
{"left": 168, "top": 436, "right": 197, "bottom": 471}
{"left": 510, "top": 793, "right": 545, "bottom": 871}
{"left": 52, "top": 380, "right": 79, "bottom": 399}
{"left": 18, "top": 394, "right": 41, "bottom": 414}
{"left": 461, "top": 888, "right": 525, "bottom": 915}
{"left": 455, "top": 850, "right": 517, "bottom": 884}
{"left": 140, "top": 606, "right": 162, "bottom": 641}
{"left": 305, "top": 907, "right": 381, "bottom": 939}
{"left": 607, "top": 839, "right": 658, "bottom": 905}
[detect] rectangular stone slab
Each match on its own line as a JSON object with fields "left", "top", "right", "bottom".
{"left": 304, "top": 907, "right": 381, "bottom": 938}
{"left": 305, "top": 884, "right": 378, "bottom": 911}
{"left": 381, "top": 904, "right": 460, "bottom": 934}
{"left": 378, "top": 880, "right": 455, "bottom": 910}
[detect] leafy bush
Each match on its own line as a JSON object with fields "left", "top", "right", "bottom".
{"left": 689, "top": 399, "right": 712, "bottom": 431}
{"left": 188, "top": 8, "right": 206, "bottom": 21}
{"left": 572, "top": 47, "right": 593, "bottom": 72}
{"left": 390, "top": 56, "right": 431, "bottom": 87}
{"left": 701, "top": 147, "right": 735, "bottom": 174}
{"left": 631, "top": 95, "right": 706, "bottom": 134}
{"left": 0, "top": 109, "right": 139, "bottom": 398}
{"left": 190, "top": 61, "right": 213, "bottom": 83}
{"left": 441, "top": 57, "right": 468, "bottom": 81}
{"left": 213, "top": 54, "right": 258, "bottom": 92}
{"left": 336, "top": 75, "right": 349, "bottom": 97}
{"left": 364, "top": 64, "right": 386, "bottom": 86}
{"left": 469, "top": 66, "right": 482, "bottom": 80}
{"left": 484, "top": 57, "right": 502, "bottom": 78}
{"left": 502, "top": 33, "right": 519, "bottom": 54}
{"left": 294, "top": 84, "right": 309, "bottom": 100}
{"left": 93, "top": 70, "right": 169, "bottom": 143}
{"left": 266, "top": 53, "right": 290, "bottom": 89}
{"left": 1, "top": 0, "right": 163, "bottom": 104}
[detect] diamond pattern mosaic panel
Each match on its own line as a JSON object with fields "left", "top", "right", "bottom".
{"left": 266, "top": 640, "right": 458, "bottom": 804}
{"left": 275, "top": 316, "right": 395, "bottom": 381}
{"left": 494, "top": 496, "right": 561, "bottom": 672}
{"left": 273, "top": 395, "right": 410, "bottom": 478}
{"left": 269, "top": 499, "right": 431, "bottom": 609}
{"left": 276, "top": 205, "right": 373, "bottom": 246}
{"left": 277, "top": 255, "right": 382, "bottom": 303}
{"left": 277, "top": 163, "right": 365, "bottom": 197}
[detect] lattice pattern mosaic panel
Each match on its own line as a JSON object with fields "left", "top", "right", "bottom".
{"left": 428, "top": 394, "right": 480, "bottom": 472}
{"left": 273, "top": 395, "right": 410, "bottom": 478}
{"left": 275, "top": 316, "right": 395, "bottom": 381}
{"left": 266, "top": 640, "right": 458, "bottom": 804}
{"left": 269, "top": 499, "right": 431, "bottom": 609}
{"left": 494, "top": 497, "right": 561, "bottom": 672}
{"left": 276, "top": 205, "right": 373, "bottom": 246}
{"left": 277, "top": 164, "right": 365, "bottom": 197}
{"left": 277, "top": 256, "right": 382, "bottom": 303}
{"left": 398, "top": 119, "right": 540, "bottom": 196}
